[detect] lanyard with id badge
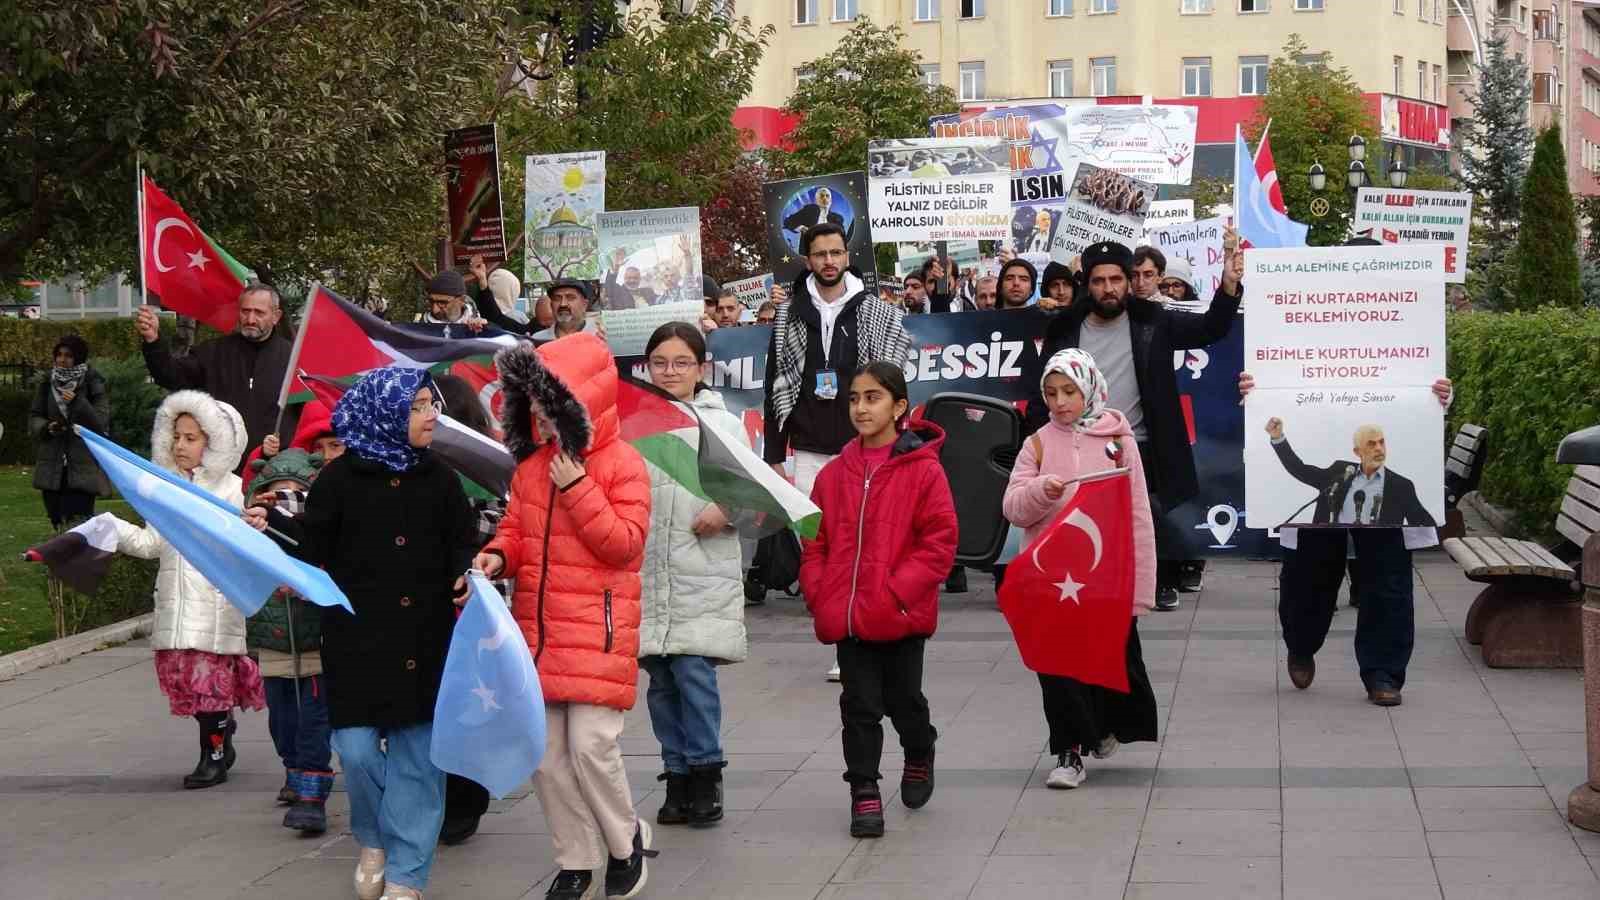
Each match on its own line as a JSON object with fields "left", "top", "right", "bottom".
{"left": 815, "top": 311, "right": 844, "bottom": 401}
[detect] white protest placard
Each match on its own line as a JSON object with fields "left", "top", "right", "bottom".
{"left": 1243, "top": 243, "right": 1448, "bottom": 528}
{"left": 1147, "top": 216, "right": 1225, "bottom": 297}
{"left": 1353, "top": 188, "right": 1472, "bottom": 283}
{"left": 1050, "top": 163, "right": 1155, "bottom": 262}
{"left": 1142, "top": 199, "right": 1194, "bottom": 243}
{"left": 867, "top": 138, "right": 1011, "bottom": 242}
{"left": 725, "top": 273, "right": 774, "bottom": 310}
{"left": 601, "top": 300, "right": 704, "bottom": 358}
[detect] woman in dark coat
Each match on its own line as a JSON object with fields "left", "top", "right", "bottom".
{"left": 249, "top": 366, "right": 477, "bottom": 900}
{"left": 29, "top": 334, "right": 111, "bottom": 527}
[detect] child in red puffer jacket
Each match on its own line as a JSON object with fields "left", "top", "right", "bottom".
{"left": 799, "top": 361, "right": 958, "bottom": 839}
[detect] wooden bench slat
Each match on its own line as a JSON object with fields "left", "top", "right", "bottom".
{"left": 1453, "top": 433, "right": 1482, "bottom": 453}
{"left": 1524, "top": 542, "right": 1576, "bottom": 575}
{"left": 1443, "top": 537, "right": 1488, "bottom": 573}
{"left": 1489, "top": 537, "right": 1570, "bottom": 579}
{"left": 1459, "top": 424, "right": 1485, "bottom": 438}
{"left": 1481, "top": 537, "right": 1548, "bottom": 577}
{"left": 1446, "top": 459, "right": 1472, "bottom": 480}
{"left": 1449, "top": 446, "right": 1476, "bottom": 466}
{"left": 1557, "top": 514, "right": 1593, "bottom": 550}
{"left": 1576, "top": 464, "right": 1600, "bottom": 487}
{"left": 1567, "top": 476, "right": 1600, "bottom": 512}
{"left": 1562, "top": 494, "right": 1600, "bottom": 533}
{"left": 1458, "top": 537, "right": 1512, "bottom": 574}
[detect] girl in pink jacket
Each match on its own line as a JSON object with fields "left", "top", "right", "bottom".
{"left": 1002, "top": 348, "right": 1158, "bottom": 791}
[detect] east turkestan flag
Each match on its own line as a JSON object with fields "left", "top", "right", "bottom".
{"left": 25, "top": 514, "right": 121, "bottom": 596}
{"left": 1233, "top": 125, "right": 1309, "bottom": 250}
{"left": 141, "top": 176, "right": 254, "bottom": 333}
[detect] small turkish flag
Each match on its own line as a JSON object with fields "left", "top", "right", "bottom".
{"left": 998, "top": 469, "right": 1135, "bottom": 692}
{"left": 141, "top": 176, "right": 249, "bottom": 333}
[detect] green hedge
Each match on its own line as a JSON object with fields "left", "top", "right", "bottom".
{"left": 0, "top": 318, "right": 146, "bottom": 367}
{"left": 1447, "top": 308, "right": 1600, "bottom": 538}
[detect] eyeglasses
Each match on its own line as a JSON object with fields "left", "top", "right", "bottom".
{"left": 648, "top": 358, "right": 700, "bottom": 374}
{"left": 410, "top": 399, "right": 444, "bottom": 415}
{"left": 807, "top": 249, "right": 849, "bottom": 261}
{"left": 1159, "top": 280, "right": 1183, "bottom": 291}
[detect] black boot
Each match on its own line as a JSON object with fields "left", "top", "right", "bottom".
{"left": 221, "top": 715, "right": 238, "bottom": 771}
{"left": 688, "top": 763, "right": 725, "bottom": 827}
{"left": 944, "top": 566, "right": 968, "bottom": 594}
{"left": 656, "top": 771, "right": 691, "bottom": 825}
{"left": 183, "top": 713, "right": 229, "bottom": 789}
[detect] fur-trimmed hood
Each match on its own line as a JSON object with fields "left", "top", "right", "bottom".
{"left": 495, "top": 332, "right": 617, "bottom": 461}
{"left": 150, "top": 390, "right": 248, "bottom": 485}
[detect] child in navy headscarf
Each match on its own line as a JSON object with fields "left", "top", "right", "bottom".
{"left": 248, "top": 366, "right": 478, "bottom": 900}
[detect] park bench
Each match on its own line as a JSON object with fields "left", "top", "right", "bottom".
{"left": 1444, "top": 465, "right": 1600, "bottom": 668}
{"left": 1438, "top": 424, "right": 1488, "bottom": 541}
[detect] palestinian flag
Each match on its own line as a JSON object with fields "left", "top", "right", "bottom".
{"left": 298, "top": 371, "right": 512, "bottom": 501}
{"left": 618, "top": 377, "right": 820, "bottom": 539}
{"left": 284, "top": 284, "right": 519, "bottom": 404}
{"left": 24, "top": 514, "right": 121, "bottom": 596}
{"left": 141, "top": 176, "right": 254, "bottom": 333}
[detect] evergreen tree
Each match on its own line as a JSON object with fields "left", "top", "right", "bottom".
{"left": 1515, "top": 124, "right": 1583, "bottom": 310}
{"left": 1459, "top": 34, "right": 1533, "bottom": 308}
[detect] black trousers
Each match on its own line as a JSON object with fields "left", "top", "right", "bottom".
{"left": 1136, "top": 441, "right": 1183, "bottom": 587}
{"left": 41, "top": 488, "right": 96, "bottom": 529}
{"left": 836, "top": 637, "right": 936, "bottom": 785}
{"left": 442, "top": 773, "right": 490, "bottom": 828}
{"left": 1038, "top": 621, "right": 1159, "bottom": 756}
{"left": 1279, "top": 529, "right": 1414, "bottom": 690}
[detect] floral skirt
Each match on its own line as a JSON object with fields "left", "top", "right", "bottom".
{"left": 153, "top": 649, "right": 266, "bottom": 717}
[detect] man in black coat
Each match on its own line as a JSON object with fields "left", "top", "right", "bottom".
{"left": 1265, "top": 419, "right": 1436, "bottom": 527}
{"left": 1025, "top": 235, "right": 1243, "bottom": 611}
{"left": 782, "top": 186, "right": 847, "bottom": 237}
{"left": 136, "top": 283, "right": 297, "bottom": 458}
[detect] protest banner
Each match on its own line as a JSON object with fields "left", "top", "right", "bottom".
{"left": 1147, "top": 216, "right": 1226, "bottom": 299}
{"left": 867, "top": 138, "right": 1011, "bottom": 243}
{"left": 602, "top": 300, "right": 704, "bottom": 358}
{"left": 595, "top": 207, "right": 702, "bottom": 311}
{"left": 444, "top": 124, "right": 507, "bottom": 268}
{"left": 764, "top": 172, "right": 875, "bottom": 293}
{"left": 1353, "top": 188, "right": 1472, "bottom": 283}
{"left": 1142, "top": 199, "right": 1195, "bottom": 243}
{"left": 930, "top": 102, "right": 1200, "bottom": 201}
{"left": 726, "top": 273, "right": 774, "bottom": 310}
{"left": 894, "top": 241, "right": 980, "bottom": 279}
{"left": 1243, "top": 244, "right": 1448, "bottom": 528}
{"left": 524, "top": 151, "right": 605, "bottom": 286}
{"left": 1051, "top": 163, "right": 1155, "bottom": 262}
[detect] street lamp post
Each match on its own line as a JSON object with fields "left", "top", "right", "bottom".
{"left": 1307, "top": 135, "right": 1408, "bottom": 238}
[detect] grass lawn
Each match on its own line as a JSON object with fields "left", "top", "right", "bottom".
{"left": 0, "top": 466, "right": 135, "bottom": 656}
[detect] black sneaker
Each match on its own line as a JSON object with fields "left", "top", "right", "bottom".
{"left": 604, "top": 822, "right": 656, "bottom": 898}
{"left": 1155, "top": 586, "right": 1180, "bottom": 611}
{"left": 901, "top": 745, "right": 935, "bottom": 810}
{"left": 944, "top": 567, "right": 968, "bottom": 594}
{"left": 849, "top": 781, "right": 885, "bottom": 838}
{"left": 1178, "top": 561, "right": 1204, "bottom": 593}
{"left": 545, "top": 869, "right": 595, "bottom": 900}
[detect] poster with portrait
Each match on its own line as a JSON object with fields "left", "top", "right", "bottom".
{"left": 444, "top": 124, "right": 507, "bottom": 268}
{"left": 1243, "top": 243, "right": 1449, "bottom": 528}
{"left": 596, "top": 207, "right": 702, "bottom": 312}
{"left": 524, "top": 151, "right": 606, "bottom": 286}
{"left": 763, "top": 172, "right": 875, "bottom": 294}
{"left": 866, "top": 138, "right": 1011, "bottom": 243}
{"left": 1050, "top": 163, "right": 1155, "bottom": 262}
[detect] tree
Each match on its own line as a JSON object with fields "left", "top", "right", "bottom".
{"left": 781, "top": 18, "right": 959, "bottom": 178}
{"left": 1247, "top": 35, "right": 1380, "bottom": 246}
{"left": 1514, "top": 124, "right": 1582, "bottom": 310}
{"left": 2, "top": 1, "right": 515, "bottom": 300}
{"left": 1459, "top": 33, "right": 1532, "bottom": 310}
{"left": 699, "top": 152, "right": 771, "bottom": 284}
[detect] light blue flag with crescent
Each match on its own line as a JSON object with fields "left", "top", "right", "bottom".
{"left": 431, "top": 573, "right": 546, "bottom": 799}
{"left": 76, "top": 426, "right": 352, "bottom": 616}
{"left": 1233, "top": 124, "right": 1309, "bottom": 249}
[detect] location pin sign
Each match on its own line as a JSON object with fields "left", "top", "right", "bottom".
{"left": 1206, "top": 504, "right": 1238, "bottom": 547}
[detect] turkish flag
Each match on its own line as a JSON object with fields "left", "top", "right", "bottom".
{"left": 141, "top": 177, "right": 248, "bottom": 333}
{"left": 1253, "top": 133, "right": 1288, "bottom": 215}
{"left": 998, "top": 470, "right": 1135, "bottom": 691}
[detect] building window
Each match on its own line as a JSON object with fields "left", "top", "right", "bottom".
{"left": 1533, "top": 10, "right": 1555, "bottom": 41}
{"left": 1584, "top": 77, "right": 1600, "bottom": 115}
{"left": 1433, "top": 64, "right": 1442, "bottom": 101}
{"left": 1182, "top": 0, "right": 1214, "bottom": 12}
{"left": 1089, "top": 0, "right": 1117, "bottom": 12}
{"left": 1433, "top": 0, "right": 1442, "bottom": 22}
{"left": 1048, "top": 60, "right": 1074, "bottom": 97}
{"left": 1049, "top": 0, "right": 1074, "bottom": 14}
{"left": 1588, "top": 20, "right": 1600, "bottom": 57}
{"left": 1418, "top": 0, "right": 1426, "bottom": 19}
{"left": 960, "top": 61, "right": 986, "bottom": 100}
{"left": 915, "top": 0, "right": 940, "bottom": 20}
{"left": 794, "top": 0, "right": 817, "bottom": 25}
{"left": 919, "top": 64, "right": 941, "bottom": 90}
{"left": 1294, "top": 0, "right": 1322, "bottom": 9}
{"left": 1533, "top": 72, "right": 1557, "bottom": 103}
{"left": 960, "top": 0, "right": 985, "bottom": 17}
{"left": 1393, "top": 56, "right": 1403, "bottom": 94}
{"left": 1239, "top": 0, "right": 1267, "bottom": 11}
{"left": 795, "top": 66, "right": 815, "bottom": 87}
{"left": 1091, "top": 56, "right": 1116, "bottom": 95}
{"left": 1239, "top": 55, "right": 1269, "bottom": 95}
{"left": 1393, "top": 0, "right": 1403, "bottom": 12}
{"left": 1183, "top": 57, "right": 1213, "bottom": 96}
{"left": 1417, "top": 60, "right": 1427, "bottom": 97}
{"left": 832, "top": 0, "right": 856, "bottom": 21}
{"left": 1296, "top": 52, "right": 1326, "bottom": 67}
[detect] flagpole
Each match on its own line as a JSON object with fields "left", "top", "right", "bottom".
{"left": 1231, "top": 125, "right": 1241, "bottom": 230}
{"left": 273, "top": 284, "right": 316, "bottom": 439}
{"left": 1254, "top": 119, "right": 1272, "bottom": 164}
{"left": 136, "top": 155, "right": 147, "bottom": 309}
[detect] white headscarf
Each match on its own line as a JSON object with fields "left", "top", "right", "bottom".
{"left": 1040, "top": 348, "right": 1110, "bottom": 432}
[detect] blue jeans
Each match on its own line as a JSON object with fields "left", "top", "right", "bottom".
{"left": 264, "top": 675, "right": 332, "bottom": 772}
{"left": 641, "top": 655, "right": 724, "bottom": 773}
{"left": 331, "top": 723, "right": 446, "bottom": 890}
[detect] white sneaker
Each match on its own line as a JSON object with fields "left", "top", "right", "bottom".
{"left": 1045, "top": 751, "right": 1086, "bottom": 789}
{"left": 378, "top": 888, "right": 421, "bottom": 900}
{"left": 1092, "top": 735, "right": 1119, "bottom": 759}
{"left": 826, "top": 664, "right": 841, "bottom": 682}
{"left": 355, "top": 847, "right": 386, "bottom": 900}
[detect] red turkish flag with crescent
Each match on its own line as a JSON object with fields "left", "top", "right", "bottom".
{"left": 140, "top": 177, "right": 248, "bottom": 332}
{"left": 998, "top": 470, "right": 1136, "bottom": 692}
